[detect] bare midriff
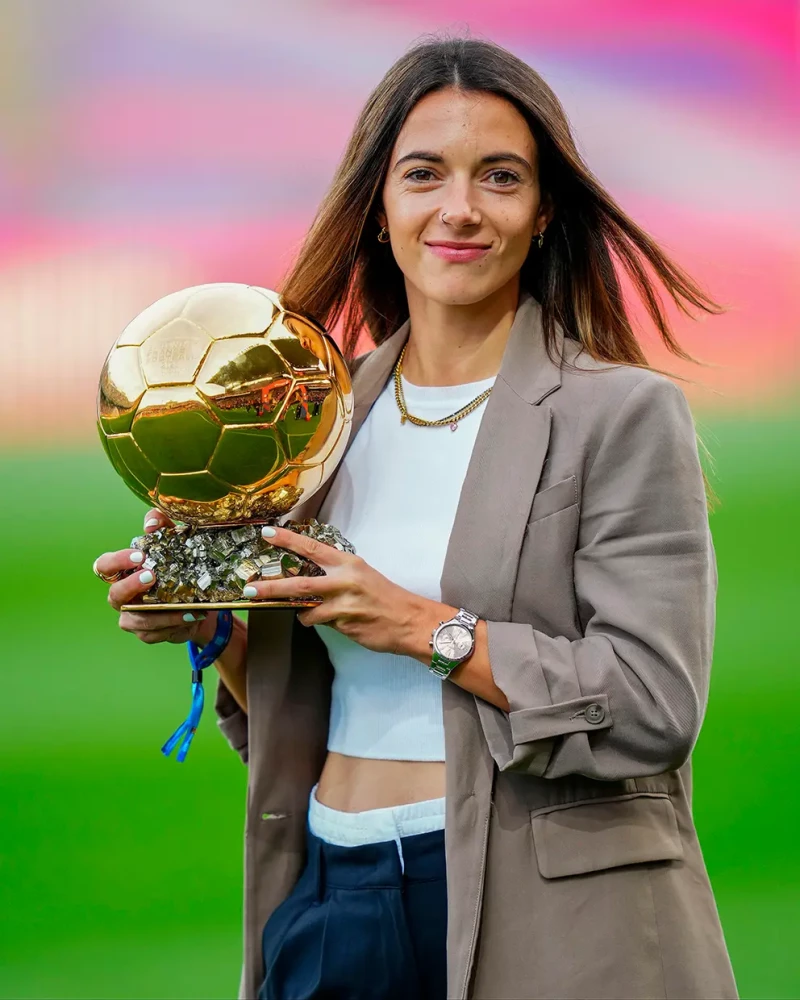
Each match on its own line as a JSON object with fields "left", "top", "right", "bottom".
{"left": 315, "top": 752, "right": 446, "bottom": 812}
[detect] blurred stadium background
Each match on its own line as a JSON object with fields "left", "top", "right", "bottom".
{"left": 0, "top": 1, "right": 797, "bottom": 998}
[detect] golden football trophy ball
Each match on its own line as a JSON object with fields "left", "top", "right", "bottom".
{"left": 97, "top": 282, "right": 355, "bottom": 610}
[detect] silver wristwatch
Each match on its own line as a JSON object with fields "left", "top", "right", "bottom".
{"left": 428, "top": 608, "right": 479, "bottom": 679}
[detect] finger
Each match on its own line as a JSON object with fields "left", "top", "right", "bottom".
{"left": 165, "top": 627, "right": 194, "bottom": 644}
{"left": 108, "top": 567, "right": 157, "bottom": 612}
{"left": 136, "top": 627, "right": 194, "bottom": 645}
{"left": 260, "top": 525, "right": 349, "bottom": 568}
{"left": 241, "top": 573, "right": 333, "bottom": 602}
{"left": 143, "top": 508, "right": 174, "bottom": 533}
{"left": 296, "top": 606, "right": 336, "bottom": 628}
{"left": 94, "top": 548, "right": 147, "bottom": 580}
{"left": 120, "top": 610, "right": 207, "bottom": 633}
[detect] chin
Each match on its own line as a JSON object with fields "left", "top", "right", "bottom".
{"left": 417, "top": 277, "right": 500, "bottom": 308}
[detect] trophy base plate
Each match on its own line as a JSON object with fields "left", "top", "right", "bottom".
{"left": 121, "top": 598, "right": 322, "bottom": 612}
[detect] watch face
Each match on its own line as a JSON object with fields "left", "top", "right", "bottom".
{"left": 436, "top": 623, "right": 472, "bottom": 659}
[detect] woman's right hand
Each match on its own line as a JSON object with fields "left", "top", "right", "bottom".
{"left": 96, "top": 508, "right": 218, "bottom": 647}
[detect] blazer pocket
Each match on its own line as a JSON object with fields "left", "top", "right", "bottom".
{"left": 528, "top": 475, "right": 578, "bottom": 522}
{"left": 531, "top": 793, "right": 684, "bottom": 879}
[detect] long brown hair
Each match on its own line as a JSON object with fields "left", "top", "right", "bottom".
{"left": 279, "top": 34, "right": 723, "bottom": 498}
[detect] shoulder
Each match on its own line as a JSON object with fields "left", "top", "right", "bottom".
{"left": 552, "top": 341, "right": 697, "bottom": 481}
{"left": 558, "top": 338, "right": 690, "bottom": 421}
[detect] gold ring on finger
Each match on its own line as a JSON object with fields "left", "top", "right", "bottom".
{"left": 93, "top": 557, "right": 124, "bottom": 584}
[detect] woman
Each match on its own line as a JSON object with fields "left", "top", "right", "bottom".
{"left": 96, "top": 37, "right": 738, "bottom": 1000}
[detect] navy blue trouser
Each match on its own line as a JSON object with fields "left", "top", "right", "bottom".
{"left": 257, "top": 827, "right": 447, "bottom": 1000}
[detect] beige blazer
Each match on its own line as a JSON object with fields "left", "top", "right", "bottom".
{"left": 215, "top": 290, "right": 738, "bottom": 999}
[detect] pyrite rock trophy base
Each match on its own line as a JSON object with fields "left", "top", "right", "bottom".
{"left": 120, "top": 518, "right": 355, "bottom": 612}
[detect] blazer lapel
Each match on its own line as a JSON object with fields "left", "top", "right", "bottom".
{"left": 439, "top": 291, "right": 563, "bottom": 622}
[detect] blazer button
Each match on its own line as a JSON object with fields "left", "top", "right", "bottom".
{"left": 585, "top": 703, "right": 605, "bottom": 724}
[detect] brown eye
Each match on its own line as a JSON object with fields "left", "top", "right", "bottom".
{"left": 487, "top": 169, "right": 520, "bottom": 185}
{"left": 405, "top": 168, "right": 436, "bottom": 182}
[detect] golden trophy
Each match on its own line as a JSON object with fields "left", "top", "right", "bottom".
{"left": 97, "top": 282, "right": 355, "bottom": 612}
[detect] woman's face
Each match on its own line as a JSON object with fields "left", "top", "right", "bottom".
{"left": 378, "top": 87, "right": 552, "bottom": 307}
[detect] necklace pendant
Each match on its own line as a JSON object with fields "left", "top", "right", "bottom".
{"left": 449, "top": 421, "right": 458, "bottom": 432}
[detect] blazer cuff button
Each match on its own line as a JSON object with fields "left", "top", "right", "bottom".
{"left": 585, "top": 703, "right": 605, "bottom": 724}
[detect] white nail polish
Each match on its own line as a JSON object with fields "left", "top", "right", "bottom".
{"left": 145, "top": 518, "right": 159, "bottom": 529}
{"left": 261, "top": 526, "right": 277, "bottom": 538}
{"left": 183, "top": 612, "right": 197, "bottom": 622}
{"left": 139, "top": 571, "right": 154, "bottom": 585}
{"left": 129, "top": 551, "right": 144, "bottom": 564}
{"left": 243, "top": 585, "right": 258, "bottom": 598}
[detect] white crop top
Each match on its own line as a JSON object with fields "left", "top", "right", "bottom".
{"left": 313, "top": 369, "right": 496, "bottom": 761}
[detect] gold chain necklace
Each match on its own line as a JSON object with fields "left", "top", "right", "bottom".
{"left": 393, "top": 342, "right": 494, "bottom": 432}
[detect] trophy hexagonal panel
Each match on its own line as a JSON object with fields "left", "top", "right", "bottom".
{"left": 97, "top": 283, "right": 354, "bottom": 525}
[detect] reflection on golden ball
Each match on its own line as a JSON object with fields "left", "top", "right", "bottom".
{"left": 97, "top": 283, "right": 353, "bottom": 524}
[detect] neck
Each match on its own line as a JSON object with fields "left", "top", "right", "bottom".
{"left": 400, "top": 280, "right": 520, "bottom": 387}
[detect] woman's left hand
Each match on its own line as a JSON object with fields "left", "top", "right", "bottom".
{"left": 243, "top": 526, "right": 446, "bottom": 658}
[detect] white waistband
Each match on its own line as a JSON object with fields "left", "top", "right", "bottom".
{"left": 307, "top": 784, "right": 445, "bottom": 851}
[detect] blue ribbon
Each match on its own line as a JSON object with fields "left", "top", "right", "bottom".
{"left": 161, "top": 609, "right": 234, "bottom": 762}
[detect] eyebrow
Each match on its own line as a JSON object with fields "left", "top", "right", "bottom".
{"left": 393, "top": 150, "right": 533, "bottom": 173}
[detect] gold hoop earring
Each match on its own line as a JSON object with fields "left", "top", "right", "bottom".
{"left": 377, "top": 226, "right": 390, "bottom": 243}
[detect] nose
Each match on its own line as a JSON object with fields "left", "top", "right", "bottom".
{"left": 440, "top": 181, "right": 481, "bottom": 228}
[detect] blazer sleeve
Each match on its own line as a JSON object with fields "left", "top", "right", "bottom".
{"left": 215, "top": 678, "right": 249, "bottom": 763}
{"left": 476, "top": 374, "right": 717, "bottom": 781}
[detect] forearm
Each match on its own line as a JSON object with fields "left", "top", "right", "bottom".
{"left": 197, "top": 612, "right": 249, "bottom": 713}
{"left": 403, "top": 596, "right": 510, "bottom": 712}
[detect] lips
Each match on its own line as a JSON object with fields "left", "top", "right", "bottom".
{"left": 425, "top": 242, "right": 491, "bottom": 263}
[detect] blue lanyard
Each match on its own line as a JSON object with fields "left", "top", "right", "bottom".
{"left": 161, "top": 609, "right": 234, "bottom": 762}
